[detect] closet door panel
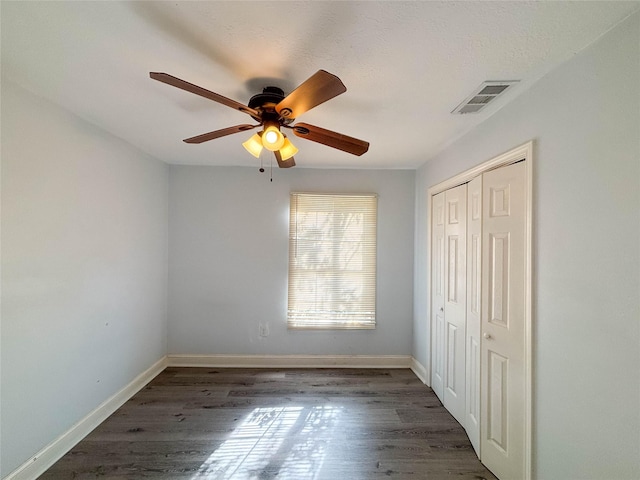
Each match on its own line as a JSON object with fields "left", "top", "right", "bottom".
{"left": 480, "top": 161, "right": 526, "bottom": 480}
{"left": 443, "top": 184, "right": 467, "bottom": 425}
{"left": 430, "top": 191, "right": 446, "bottom": 401}
{"left": 465, "top": 175, "right": 482, "bottom": 456}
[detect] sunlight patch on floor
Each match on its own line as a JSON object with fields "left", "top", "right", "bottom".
{"left": 193, "top": 405, "right": 342, "bottom": 479}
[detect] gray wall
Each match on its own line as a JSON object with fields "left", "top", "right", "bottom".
{"left": 0, "top": 83, "right": 169, "bottom": 476}
{"left": 413, "top": 12, "right": 639, "bottom": 480}
{"left": 169, "top": 166, "right": 414, "bottom": 356}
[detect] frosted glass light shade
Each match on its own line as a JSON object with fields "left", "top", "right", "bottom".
{"left": 242, "top": 133, "right": 263, "bottom": 158}
{"left": 279, "top": 137, "right": 298, "bottom": 160}
{"left": 262, "top": 125, "right": 285, "bottom": 151}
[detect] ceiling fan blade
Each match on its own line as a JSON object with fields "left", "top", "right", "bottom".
{"left": 291, "top": 123, "right": 369, "bottom": 156}
{"left": 275, "top": 151, "right": 296, "bottom": 168}
{"left": 150, "top": 72, "right": 259, "bottom": 117}
{"left": 183, "top": 124, "right": 258, "bottom": 144}
{"left": 275, "top": 70, "right": 346, "bottom": 119}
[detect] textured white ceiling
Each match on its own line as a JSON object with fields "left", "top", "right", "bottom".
{"left": 2, "top": 1, "right": 639, "bottom": 169}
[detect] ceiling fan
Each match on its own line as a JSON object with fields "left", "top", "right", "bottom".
{"left": 149, "top": 70, "right": 369, "bottom": 168}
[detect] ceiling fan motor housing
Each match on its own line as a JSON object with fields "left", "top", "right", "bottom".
{"left": 248, "top": 87, "right": 293, "bottom": 124}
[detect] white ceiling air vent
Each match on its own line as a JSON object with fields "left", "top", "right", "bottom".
{"left": 452, "top": 80, "right": 519, "bottom": 114}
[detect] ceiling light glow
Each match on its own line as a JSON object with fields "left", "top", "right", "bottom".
{"left": 262, "top": 124, "right": 285, "bottom": 151}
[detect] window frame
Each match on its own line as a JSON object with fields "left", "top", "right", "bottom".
{"left": 287, "top": 192, "right": 378, "bottom": 330}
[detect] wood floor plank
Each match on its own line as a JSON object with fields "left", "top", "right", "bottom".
{"left": 39, "top": 368, "right": 496, "bottom": 480}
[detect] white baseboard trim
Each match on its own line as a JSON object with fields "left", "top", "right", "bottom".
{"left": 4, "top": 356, "right": 168, "bottom": 480}
{"left": 167, "top": 354, "right": 413, "bottom": 369}
{"left": 410, "top": 357, "right": 429, "bottom": 385}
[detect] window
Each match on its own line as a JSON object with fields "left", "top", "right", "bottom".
{"left": 288, "top": 193, "right": 377, "bottom": 329}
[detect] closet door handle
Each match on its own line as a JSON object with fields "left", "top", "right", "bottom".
{"left": 440, "top": 307, "right": 444, "bottom": 312}
{"left": 483, "top": 333, "right": 492, "bottom": 340}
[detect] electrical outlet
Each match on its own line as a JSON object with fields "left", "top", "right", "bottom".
{"left": 259, "top": 322, "right": 269, "bottom": 337}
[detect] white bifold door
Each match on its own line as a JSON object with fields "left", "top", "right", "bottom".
{"left": 465, "top": 175, "right": 482, "bottom": 456}
{"left": 430, "top": 191, "right": 446, "bottom": 400}
{"left": 431, "top": 184, "right": 467, "bottom": 426}
{"left": 431, "top": 161, "right": 527, "bottom": 480}
{"left": 480, "top": 161, "right": 527, "bottom": 480}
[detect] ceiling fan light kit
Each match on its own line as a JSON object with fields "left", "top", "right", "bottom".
{"left": 241, "top": 132, "right": 264, "bottom": 158}
{"left": 150, "top": 70, "right": 369, "bottom": 169}
{"left": 261, "top": 121, "right": 285, "bottom": 151}
{"left": 278, "top": 136, "right": 299, "bottom": 161}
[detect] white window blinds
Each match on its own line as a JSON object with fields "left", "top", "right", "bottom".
{"left": 288, "top": 193, "right": 377, "bottom": 329}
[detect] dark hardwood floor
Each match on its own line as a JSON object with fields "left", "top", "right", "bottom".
{"left": 40, "top": 368, "right": 497, "bottom": 479}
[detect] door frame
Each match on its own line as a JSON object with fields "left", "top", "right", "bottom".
{"left": 425, "top": 141, "right": 533, "bottom": 480}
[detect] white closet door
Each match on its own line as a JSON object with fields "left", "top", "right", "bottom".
{"left": 480, "top": 161, "right": 526, "bottom": 479}
{"left": 431, "top": 191, "right": 446, "bottom": 401}
{"left": 465, "top": 175, "right": 482, "bottom": 456}
{"left": 443, "top": 184, "right": 467, "bottom": 425}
